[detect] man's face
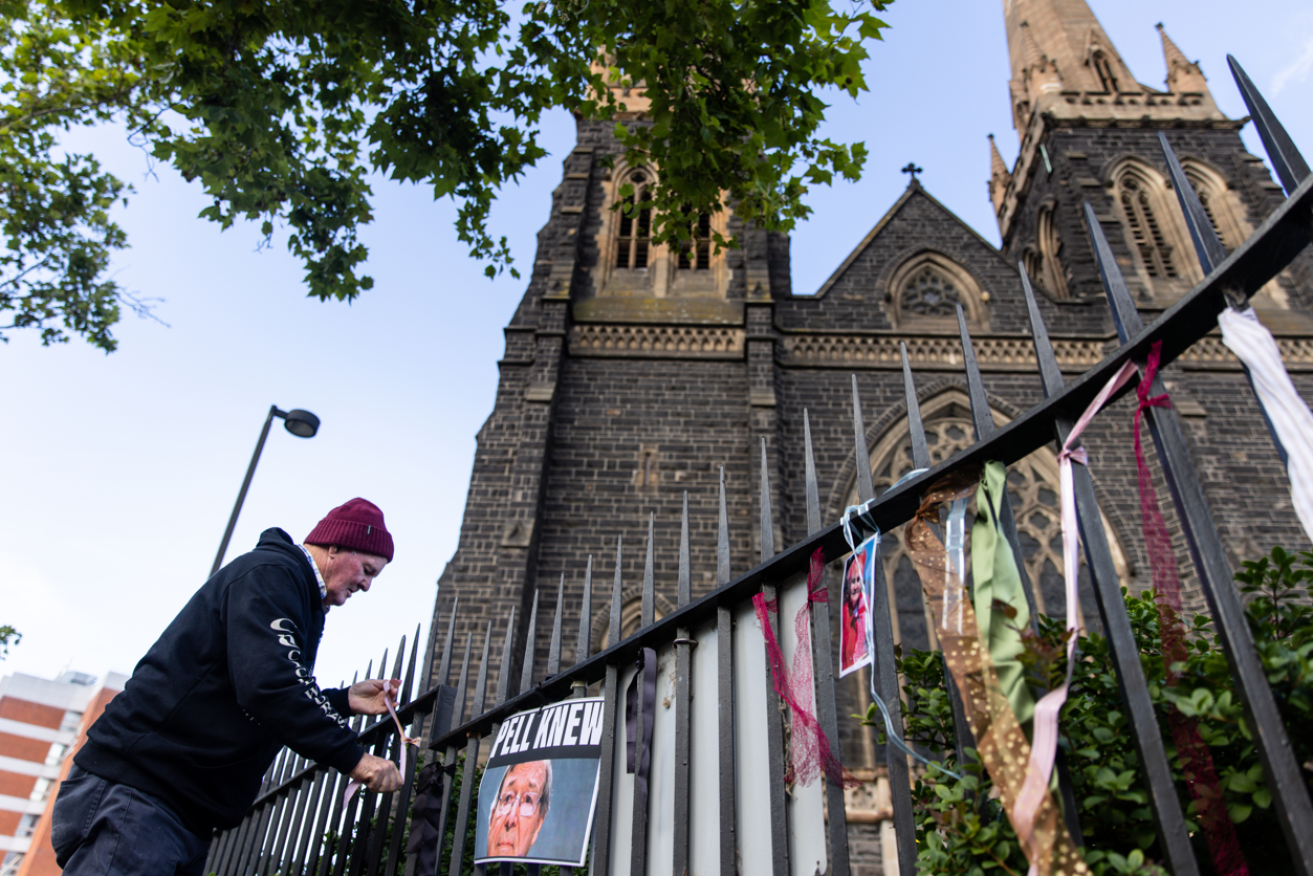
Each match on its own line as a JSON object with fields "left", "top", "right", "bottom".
{"left": 321, "top": 548, "right": 388, "bottom": 608}
{"left": 487, "top": 761, "right": 548, "bottom": 858}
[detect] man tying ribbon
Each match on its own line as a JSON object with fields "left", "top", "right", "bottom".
{"left": 49, "top": 498, "right": 405, "bottom": 876}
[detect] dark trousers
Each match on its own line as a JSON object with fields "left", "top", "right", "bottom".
{"left": 52, "top": 764, "right": 210, "bottom": 876}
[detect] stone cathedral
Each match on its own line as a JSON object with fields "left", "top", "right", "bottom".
{"left": 430, "top": 0, "right": 1313, "bottom": 869}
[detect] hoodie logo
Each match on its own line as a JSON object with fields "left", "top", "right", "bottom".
{"left": 269, "top": 617, "right": 349, "bottom": 729}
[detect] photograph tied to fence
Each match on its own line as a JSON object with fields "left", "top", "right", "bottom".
{"left": 203, "top": 56, "right": 1313, "bottom": 876}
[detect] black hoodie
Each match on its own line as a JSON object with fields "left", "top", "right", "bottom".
{"left": 76, "top": 528, "right": 365, "bottom": 834}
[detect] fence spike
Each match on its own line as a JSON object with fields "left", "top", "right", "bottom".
{"left": 610, "top": 536, "right": 623, "bottom": 645}
{"left": 575, "top": 555, "right": 593, "bottom": 666}
{"left": 1020, "top": 267, "right": 1066, "bottom": 398}
{"left": 446, "top": 623, "right": 493, "bottom": 876}
{"left": 673, "top": 490, "right": 694, "bottom": 876}
{"left": 1085, "top": 197, "right": 1313, "bottom": 871}
{"left": 1023, "top": 256, "right": 1202, "bottom": 874}
{"left": 1159, "top": 133, "right": 1230, "bottom": 274}
{"left": 496, "top": 605, "right": 517, "bottom": 705}
{"left": 759, "top": 437, "right": 775, "bottom": 561}
{"left": 850, "top": 374, "right": 875, "bottom": 502}
{"left": 547, "top": 574, "right": 564, "bottom": 677}
{"left": 401, "top": 624, "right": 420, "bottom": 706}
{"left": 900, "top": 342, "right": 932, "bottom": 470}
{"left": 642, "top": 512, "right": 656, "bottom": 628}
{"left": 1084, "top": 202, "right": 1140, "bottom": 344}
{"left": 679, "top": 491, "right": 691, "bottom": 605}
{"left": 429, "top": 631, "right": 473, "bottom": 873}
{"left": 521, "top": 590, "right": 540, "bottom": 694}
{"left": 1228, "top": 55, "right": 1310, "bottom": 196}
{"left": 803, "top": 410, "right": 822, "bottom": 535}
{"left": 956, "top": 304, "right": 997, "bottom": 439}
{"left": 717, "top": 466, "right": 731, "bottom": 585}
{"left": 390, "top": 637, "right": 405, "bottom": 685}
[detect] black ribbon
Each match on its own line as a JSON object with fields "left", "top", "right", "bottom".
{"left": 624, "top": 647, "right": 658, "bottom": 813}
{"left": 404, "top": 762, "right": 445, "bottom": 874}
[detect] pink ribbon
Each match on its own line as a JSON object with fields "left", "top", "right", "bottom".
{"left": 752, "top": 548, "right": 858, "bottom": 789}
{"left": 1011, "top": 359, "right": 1138, "bottom": 841}
{"left": 344, "top": 687, "right": 417, "bottom": 807}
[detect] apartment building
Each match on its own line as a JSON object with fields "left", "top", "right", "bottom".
{"left": 0, "top": 671, "right": 126, "bottom": 876}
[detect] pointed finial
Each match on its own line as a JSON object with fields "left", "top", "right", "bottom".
{"left": 988, "top": 135, "right": 1012, "bottom": 213}
{"left": 1157, "top": 22, "right": 1207, "bottom": 93}
{"left": 901, "top": 162, "right": 924, "bottom": 184}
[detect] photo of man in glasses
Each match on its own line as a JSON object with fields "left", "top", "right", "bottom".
{"left": 486, "top": 760, "right": 552, "bottom": 858}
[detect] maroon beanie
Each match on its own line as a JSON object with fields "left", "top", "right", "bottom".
{"left": 305, "top": 498, "right": 395, "bottom": 562}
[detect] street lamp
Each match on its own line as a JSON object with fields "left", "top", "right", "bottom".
{"left": 210, "top": 405, "right": 321, "bottom": 576}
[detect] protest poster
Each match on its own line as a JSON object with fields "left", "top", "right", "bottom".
{"left": 473, "top": 696, "right": 605, "bottom": 867}
{"left": 839, "top": 534, "right": 878, "bottom": 677}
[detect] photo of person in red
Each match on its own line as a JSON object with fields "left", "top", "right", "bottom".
{"left": 839, "top": 545, "right": 873, "bottom": 676}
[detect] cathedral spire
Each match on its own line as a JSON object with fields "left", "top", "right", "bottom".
{"left": 988, "top": 134, "right": 1011, "bottom": 215}
{"left": 1156, "top": 22, "right": 1211, "bottom": 96}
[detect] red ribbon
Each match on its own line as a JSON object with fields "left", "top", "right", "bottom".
{"left": 1134, "top": 342, "right": 1250, "bottom": 876}
{"left": 753, "top": 548, "right": 858, "bottom": 789}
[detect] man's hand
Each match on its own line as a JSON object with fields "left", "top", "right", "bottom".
{"left": 348, "top": 678, "right": 402, "bottom": 715}
{"left": 349, "top": 753, "right": 402, "bottom": 793}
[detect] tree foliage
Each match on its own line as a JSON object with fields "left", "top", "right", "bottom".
{"left": 0, "top": 624, "right": 19, "bottom": 658}
{"left": 1, "top": 0, "right": 889, "bottom": 350}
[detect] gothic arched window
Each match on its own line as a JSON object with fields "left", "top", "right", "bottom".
{"left": 1037, "top": 203, "right": 1070, "bottom": 299}
{"left": 615, "top": 171, "right": 653, "bottom": 269}
{"left": 846, "top": 393, "right": 1130, "bottom": 653}
{"left": 1118, "top": 173, "right": 1179, "bottom": 280}
{"left": 900, "top": 267, "right": 961, "bottom": 318}
{"left": 885, "top": 252, "right": 988, "bottom": 329}
{"left": 1092, "top": 50, "right": 1119, "bottom": 93}
{"left": 1181, "top": 160, "right": 1248, "bottom": 252}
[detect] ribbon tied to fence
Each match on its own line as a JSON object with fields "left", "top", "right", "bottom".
{"left": 752, "top": 547, "right": 858, "bottom": 789}
{"left": 625, "top": 646, "right": 658, "bottom": 812}
{"left": 342, "top": 688, "right": 420, "bottom": 808}
{"left": 1133, "top": 342, "right": 1250, "bottom": 876}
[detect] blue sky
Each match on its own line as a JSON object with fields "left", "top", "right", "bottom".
{"left": 2, "top": 0, "right": 1310, "bottom": 692}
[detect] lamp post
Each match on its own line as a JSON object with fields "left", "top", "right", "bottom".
{"left": 211, "top": 405, "right": 320, "bottom": 576}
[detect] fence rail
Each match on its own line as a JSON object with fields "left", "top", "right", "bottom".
{"left": 208, "top": 56, "right": 1313, "bottom": 876}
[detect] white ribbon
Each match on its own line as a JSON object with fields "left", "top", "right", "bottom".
{"left": 1011, "top": 359, "right": 1139, "bottom": 840}
{"left": 1219, "top": 306, "right": 1313, "bottom": 544}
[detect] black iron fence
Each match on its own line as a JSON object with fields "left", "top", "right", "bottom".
{"left": 206, "top": 57, "right": 1313, "bottom": 876}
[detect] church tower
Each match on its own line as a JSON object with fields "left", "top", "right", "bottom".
{"left": 430, "top": 3, "right": 1313, "bottom": 868}
{"left": 994, "top": 0, "right": 1308, "bottom": 316}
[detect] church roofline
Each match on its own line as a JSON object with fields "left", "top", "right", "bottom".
{"left": 809, "top": 180, "right": 1018, "bottom": 299}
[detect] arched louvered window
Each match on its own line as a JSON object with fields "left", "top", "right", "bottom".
{"left": 1119, "top": 175, "right": 1179, "bottom": 280}
{"left": 1092, "top": 50, "right": 1119, "bottom": 93}
{"left": 615, "top": 171, "right": 653, "bottom": 269}
{"left": 1037, "top": 203, "right": 1070, "bottom": 299}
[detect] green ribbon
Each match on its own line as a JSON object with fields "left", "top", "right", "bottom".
{"left": 972, "top": 460, "right": 1035, "bottom": 728}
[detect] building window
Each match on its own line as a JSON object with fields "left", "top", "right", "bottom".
{"left": 16, "top": 813, "right": 40, "bottom": 839}
{"left": 900, "top": 266, "right": 962, "bottom": 318}
{"left": 45, "top": 742, "right": 67, "bottom": 766}
{"left": 1037, "top": 203, "right": 1070, "bottom": 299}
{"left": 1092, "top": 50, "right": 1119, "bottom": 93}
{"left": 849, "top": 394, "right": 1130, "bottom": 652}
{"left": 30, "top": 777, "right": 53, "bottom": 802}
{"left": 1119, "top": 175, "right": 1178, "bottom": 279}
{"left": 59, "top": 710, "right": 83, "bottom": 734}
{"left": 614, "top": 171, "right": 653, "bottom": 269}
{"left": 677, "top": 210, "right": 711, "bottom": 271}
